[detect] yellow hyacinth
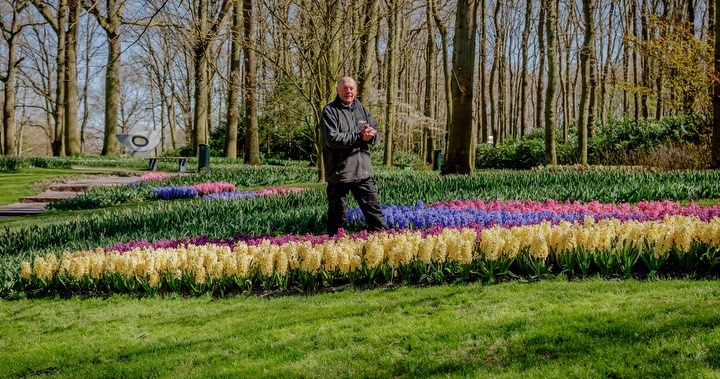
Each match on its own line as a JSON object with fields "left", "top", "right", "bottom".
{"left": 221, "top": 250, "right": 238, "bottom": 277}
{"left": 149, "top": 272, "right": 161, "bottom": 288}
{"left": 479, "top": 228, "right": 503, "bottom": 261}
{"left": 433, "top": 236, "right": 448, "bottom": 263}
{"left": 233, "top": 242, "right": 248, "bottom": 256}
{"left": 529, "top": 231, "right": 549, "bottom": 259}
{"left": 69, "top": 256, "right": 88, "bottom": 280}
{"left": 20, "top": 261, "right": 31, "bottom": 280}
{"left": 89, "top": 254, "right": 105, "bottom": 280}
{"left": 32, "top": 256, "right": 46, "bottom": 281}
{"left": 349, "top": 254, "right": 362, "bottom": 272}
{"left": 417, "top": 236, "right": 434, "bottom": 263}
{"left": 363, "top": 238, "right": 385, "bottom": 269}
{"left": 304, "top": 248, "right": 322, "bottom": 274}
{"left": 58, "top": 252, "right": 72, "bottom": 277}
{"left": 275, "top": 247, "right": 289, "bottom": 276}
{"left": 503, "top": 230, "right": 522, "bottom": 259}
{"left": 455, "top": 229, "right": 476, "bottom": 264}
{"left": 194, "top": 266, "right": 206, "bottom": 285}
{"left": 281, "top": 243, "right": 301, "bottom": 270}
{"left": 236, "top": 254, "right": 254, "bottom": 278}
{"left": 258, "top": 246, "right": 275, "bottom": 277}
{"left": 337, "top": 247, "right": 351, "bottom": 274}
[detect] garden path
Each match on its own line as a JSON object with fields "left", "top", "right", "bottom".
{"left": 0, "top": 168, "right": 143, "bottom": 219}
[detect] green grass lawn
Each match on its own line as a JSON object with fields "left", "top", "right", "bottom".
{"left": 2, "top": 279, "right": 719, "bottom": 378}
{"left": 0, "top": 168, "right": 113, "bottom": 206}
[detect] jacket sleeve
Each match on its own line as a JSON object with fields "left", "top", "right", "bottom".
{"left": 365, "top": 107, "right": 382, "bottom": 145}
{"left": 320, "top": 106, "right": 363, "bottom": 149}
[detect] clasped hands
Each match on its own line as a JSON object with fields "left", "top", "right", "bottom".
{"left": 361, "top": 124, "right": 376, "bottom": 142}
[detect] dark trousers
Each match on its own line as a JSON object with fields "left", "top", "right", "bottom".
{"left": 327, "top": 177, "right": 388, "bottom": 236}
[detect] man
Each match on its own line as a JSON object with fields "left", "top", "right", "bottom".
{"left": 320, "top": 76, "right": 388, "bottom": 236}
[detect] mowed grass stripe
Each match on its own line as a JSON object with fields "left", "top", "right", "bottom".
{"left": 2, "top": 279, "right": 719, "bottom": 378}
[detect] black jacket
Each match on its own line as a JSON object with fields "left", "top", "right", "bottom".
{"left": 320, "top": 95, "right": 381, "bottom": 183}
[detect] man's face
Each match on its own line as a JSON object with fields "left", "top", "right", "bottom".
{"left": 337, "top": 80, "right": 357, "bottom": 105}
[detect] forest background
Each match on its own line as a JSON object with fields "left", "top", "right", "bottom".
{"left": 2, "top": 0, "right": 720, "bottom": 176}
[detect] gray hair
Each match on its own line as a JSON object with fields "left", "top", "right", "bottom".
{"left": 337, "top": 76, "right": 356, "bottom": 88}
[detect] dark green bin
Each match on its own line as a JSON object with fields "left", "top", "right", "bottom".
{"left": 198, "top": 144, "right": 210, "bottom": 170}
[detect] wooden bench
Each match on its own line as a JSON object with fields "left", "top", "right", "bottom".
{"left": 145, "top": 157, "right": 190, "bottom": 172}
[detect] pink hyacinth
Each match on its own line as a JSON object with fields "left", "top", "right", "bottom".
{"left": 139, "top": 172, "right": 168, "bottom": 182}
{"left": 191, "top": 181, "right": 236, "bottom": 195}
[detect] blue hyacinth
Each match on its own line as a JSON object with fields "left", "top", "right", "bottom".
{"left": 346, "top": 201, "right": 647, "bottom": 230}
{"left": 153, "top": 186, "right": 199, "bottom": 200}
{"left": 203, "top": 191, "right": 257, "bottom": 200}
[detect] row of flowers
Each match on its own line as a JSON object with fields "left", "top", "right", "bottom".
{"left": 99, "top": 199, "right": 720, "bottom": 255}
{"left": 131, "top": 173, "right": 308, "bottom": 200}
{"left": 347, "top": 199, "right": 720, "bottom": 230}
{"left": 153, "top": 183, "right": 307, "bottom": 200}
{"left": 19, "top": 214, "right": 720, "bottom": 293}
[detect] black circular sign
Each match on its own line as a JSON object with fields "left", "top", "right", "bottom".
{"left": 131, "top": 136, "right": 149, "bottom": 147}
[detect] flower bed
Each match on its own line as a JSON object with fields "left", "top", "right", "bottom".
{"left": 47, "top": 166, "right": 318, "bottom": 211}
{"left": 12, "top": 167, "right": 720, "bottom": 297}
{"left": 348, "top": 199, "right": 720, "bottom": 230}
{"left": 19, "top": 210, "right": 720, "bottom": 294}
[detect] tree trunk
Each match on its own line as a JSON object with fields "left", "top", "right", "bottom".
{"left": 84, "top": 0, "right": 122, "bottom": 156}
{"left": 713, "top": 0, "right": 720, "bottom": 167}
{"left": 442, "top": 0, "right": 477, "bottom": 175}
{"left": 168, "top": 93, "right": 177, "bottom": 149}
{"left": 431, "top": 0, "right": 452, "bottom": 144}
{"left": 631, "top": 0, "right": 640, "bottom": 121}
{"left": 64, "top": 0, "right": 81, "bottom": 156}
{"left": 424, "top": 0, "right": 435, "bottom": 164}
{"left": 684, "top": 0, "right": 695, "bottom": 112}
{"left": 489, "top": 0, "right": 500, "bottom": 146}
{"left": 519, "top": 0, "right": 531, "bottom": 137}
{"left": 192, "top": 0, "right": 209, "bottom": 154}
{"left": 560, "top": 0, "right": 573, "bottom": 138}
{"left": 623, "top": 0, "right": 630, "bottom": 116}
{"left": 640, "top": 0, "right": 649, "bottom": 118}
{"left": 544, "top": 0, "right": 557, "bottom": 165}
{"left": 587, "top": 21, "right": 598, "bottom": 139}
{"left": 243, "top": 0, "right": 260, "bottom": 165}
{"left": 710, "top": 0, "right": 715, "bottom": 105}
{"left": 600, "top": 0, "right": 615, "bottom": 125}
{"left": 166, "top": 49, "right": 178, "bottom": 150}
{"left": 225, "top": 0, "right": 241, "bottom": 159}
{"left": 2, "top": 34, "right": 17, "bottom": 156}
{"left": 16, "top": 89, "right": 27, "bottom": 155}
{"left": 479, "top": 0, "right": 489, "bottom": 143}
{"left": 0, "top": 2, "right": 29, "bottom": 156}
{"left": 384, "top": 1, "right": 399, "bottom": 166}
{"left": 54, "top": 3, "right": 67, "bottom": 157}
{"left": 497, "top": 6, "right": 506, "bottom": 143}
{"left": 206, "top": 55, "right": 214, "bottom": 145}
{"left": 561, "top": 23, "right": 571, "bottom": 140}
{"left": 191, "top": 0, "right": 232, "bottom": 155}
{"left": 104, "top": 0, "right": 121, "bottom": 155}
{"left": 656, "top": 2, "right": 668, "bottom": 120}
{"left": 535, "top": 0, "right": 546, "bottom": 131}
{"left": 157, "top": 70, "right": 166, "bottom": 155}
{"left": 578, "top": 0, "right": 596, "bottom": 165}
{"left": 80, "top": 14, "right": 91, "bottom": 154}
{"left": 33, "top": 0, "right": 68, "bottom": 156}
{"left": 357, "top": 0, "right": 379, "bottom": 99}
